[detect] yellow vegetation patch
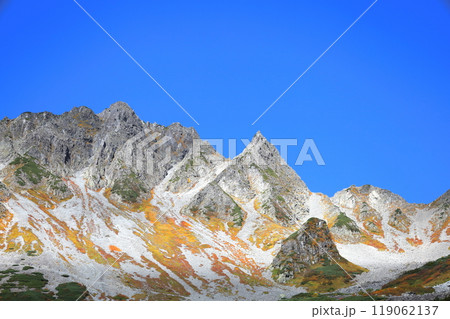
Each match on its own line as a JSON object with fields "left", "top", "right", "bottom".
{"left": 142, "top": 217, "right": 207, "bottom": 292}
{"left": 139, "top": 256, "right": 191, "bottom": 297}
{"left": 0, "top": 209, "right": 13, "bottom": 234}
{"left": 430, "top": 218, "right": 449, "bottom": 243}
{"left": 5, "top": 223, "right": 43, "bottom": 254}
{"left": 249, "top": 215, "right": 294, "bottom": 251}
{"left": 253, "top": 199, "right": 261, "bottom": 211}
{"left": 360, "top": 234, "right": 387, "bottom": 251}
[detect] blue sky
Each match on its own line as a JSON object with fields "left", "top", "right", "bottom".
{"left": 0, "top": 0, "right": 449, "bottom": 203}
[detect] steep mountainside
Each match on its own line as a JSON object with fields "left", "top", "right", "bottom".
{"left": 374, "top": 255, "right": 450, "bottom": 297}
{"left": 0, "top": 103, "right": 448, "bottom": 301}
{"left": 271, "top": 218, "right": 366, "bottom": 292}
{"left": 331, "top": 185, "right": 448, "bottom": 251}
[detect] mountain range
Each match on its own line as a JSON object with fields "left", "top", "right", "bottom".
{"left": 0, "top": 102, "right": 448, "bottom": 301}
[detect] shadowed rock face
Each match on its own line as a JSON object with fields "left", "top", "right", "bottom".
{"left": 0, "top": 181, "right": 11, "bottom": 202}
{"left": 0, "top": 106, "right": 101, "bottom": 175}
{"left": 182, "top": 182, "right": 244, "bottom": 226}
{"left": 272, "top": 218, "right": 341, "bottom": 280}
{"left": 0, "top": 103, "right": 139, "bottom": 176}
{"left": 271, "top": 217, "right": 365, "bottom": 286}
{"left": 0, "top": 102, "right": 199, "bottom": 194}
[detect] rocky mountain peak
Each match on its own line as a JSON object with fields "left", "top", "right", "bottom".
{"left": 66, "top": 105, "right": 97, "bottom": 118}
{"left": 246, "top": 130, "right": 270, "bottom": 149}
{"left": 16, "top": 110, "right": 57, "bottom": 122}
{"left": 333, "top": 184, "right": 407, "bottom": 208}
{"left": 251, "top": 130, "right": 265, "bottom": 142}
{"left": 430, "top": 189, "right": 450, "bottom": 207}
{"left": 102, "top": 100, "right": 133, "bottom": 112}
{"left": 98, "top": 101, "right": 140, "bottom": 125}
{"left": 273, "top": 217, "right": 342, "bottom": 265}
{"left": 239, "top": 130, "right": 285, "bottom": 167}
{"left": 271, "top": 217, "right": 366, "bottom": 289}
{"left": 206, "top": 129, "right": 311, "bottom": 226}
{"left": 271, "top": 218, "right": 340, "bottom": 281}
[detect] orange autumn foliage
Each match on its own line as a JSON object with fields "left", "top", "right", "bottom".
{"left": 109, "top": 245, "right": 122, "bottom": 252}
{"left": 406, "top": 236, "right": 423, "bottom": 247}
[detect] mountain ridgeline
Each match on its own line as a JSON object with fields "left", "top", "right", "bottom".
{"left": 0, "top": 102, "right": 448, "bottom": 301}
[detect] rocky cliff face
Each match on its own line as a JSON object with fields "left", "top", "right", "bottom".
{"left": 89, "top": 104, "right": 198, "bottom": 192}
{"left": 272, "top": 218, "right": 342, "bottom": 281}
{"left": 0, "top": 106, "right": 101, "bottom": 174}
{"left": 182, "top": 182, "right": 244, "bottom": 226}
{"left": 271, "top": 218, "right": 366, "bottom": 292}
{"left": 0, "top": 102, "right": 198, "bottom": 201}
{"left": 330, "top": 185, "right": 448, "bottom": 250}
{"left": 213, "top": 132, "right": 311, "bottom": 226}
{"left": 0, "top": 103, "right": 448, "bottom": 301}
{"left": 427, "top": 190, "right": 450, "bottom": 243}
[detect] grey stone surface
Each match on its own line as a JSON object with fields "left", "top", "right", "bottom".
{"left": 0, "top": 102, "right": 199, "bottom": 200}
{"left": 271, "top": 217, "right": 343, "bottom": 283}
{"left": 182, "top": 182, "right": 244, "bottom": 226}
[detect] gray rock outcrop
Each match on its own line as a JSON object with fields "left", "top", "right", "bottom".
{"left": 271, "top": 218, "right": 344, "bottom": 282}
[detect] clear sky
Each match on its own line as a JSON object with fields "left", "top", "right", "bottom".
{"left": 1, "top": 0, "right": 449, "bottom": 203}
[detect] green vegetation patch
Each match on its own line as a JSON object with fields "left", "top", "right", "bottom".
{"left": 283, "top": 292, "right": 385, "bottom": 301}
{"left": 11, "top": 156, "right": 48, "bottom": 185}
{"left": 282, "top": 292, "right": 336, "bottom": 301}
{"left": 377, "top": 255, "right": 450, "bottom": 296}
{"left": 169, "top": 176, "right": 180, "bottom": 183}
{"left": 10, "top": 155, "right": 70, "bottom": 193}
{"left": 231, "top": 204, "right": 244, "bottom": 227}
{"left": 0, "top": 269, "right": 19, "bottom": 274}
{"left": 264, "top": 167, "right": 277, "bottom": 178}
{"left": 0, "top": 289, "right": 53, "bottom": 301}
{"left": 333, "top": 212, "right": 360, "bottom": 233}
{"left": 0, "top": 269, "right": 88, "bottom": 301}
{"left": 313, "top": 262, "right": 347, "bottom": 278}
{"left": 26, "top": 250, "right": 37, "bottom": 256}
{"left": 8, "top": 272, "right": 48, "bottom": 289}
{"left": 273, "top": 256, "right": 366, "bottom": 293}
{"left": 111, "top": 173, "right": 147, "bottom": 203}
{"left": 184, "top": 159, "right": 194, "bottom": 171}
{"left": 286, "top": 229, "right": 301, "bottom": 241}
{"left": 56, "top": 282, "right": 87, "bottom": 301}
{"left": 112, "top": 294, "right": 128, "bottom": 301}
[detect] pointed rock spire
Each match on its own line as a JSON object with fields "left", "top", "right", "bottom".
{"left": 271, "top": 217, "right": 366, "bottom": 286}
{"left": 97, "top": 101, "right": 143, "bottom": 133}
{"left": 99, "top": 101, "right": 139, "bottom": 123}
{"left": 240, "top": 130, "right": 285, "bottom": 168}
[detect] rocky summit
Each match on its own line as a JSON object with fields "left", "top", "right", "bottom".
{"left": 271, "top": 218, "right": 366, "bottom": 292}
{"left": 0, "top": 102, "right": 448, "bottom": 301}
